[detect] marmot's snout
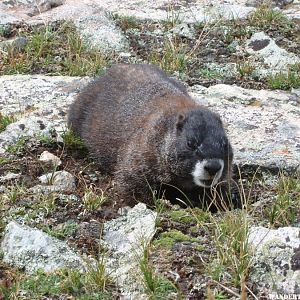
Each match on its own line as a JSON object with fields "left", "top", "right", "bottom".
{"left": 192, "top": 158, "right": 225, "bottom": 188}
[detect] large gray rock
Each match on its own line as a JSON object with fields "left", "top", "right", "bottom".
{"left": 102, "top": 203, "right": 157, "bottom": 299}
{"left": 0, "top": 221, "right": 85, "bottom": 274}
{"left": 0, "top": 75, "right": 90, "bottom": 152}
{"left": 249, "top": 226, "right": 300, "bottom": 294}
{"left": 245, "top": 31, "right": 300, "bottom": 75}
{"left": 191, "top": 84, "right": 300, "bottom": 171}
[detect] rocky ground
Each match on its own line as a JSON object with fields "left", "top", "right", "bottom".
{"left": 0, "top": 0, "right": 300, "bottom": 299}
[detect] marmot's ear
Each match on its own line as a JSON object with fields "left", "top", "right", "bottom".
{"left": 176, "top": 114, "right": 186, "bottom": 132}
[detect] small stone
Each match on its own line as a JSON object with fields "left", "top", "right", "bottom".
{"left": 0, "top": 172, "right": 21, "bottom": 182}
{"left": 38, "top": 170, "right": 75, "bottom": 192}
{"left": 39, "top": 150, "right": 61, "bottom": 167}
{"left": 0, "top": 221, "right": 85, "bottom": 274}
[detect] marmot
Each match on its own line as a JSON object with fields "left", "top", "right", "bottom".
{"left": 68, "top": 64, "right": 234, "bottom": 208}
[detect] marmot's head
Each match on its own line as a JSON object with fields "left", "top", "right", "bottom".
{"left": 166, "top": 108, "right": 233, "bottom": 189}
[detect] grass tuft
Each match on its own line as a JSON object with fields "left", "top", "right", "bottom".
{"left": 0, "top": 22, "right": 108, "bottom": 76}
{"left": 140, "top": 246, "right": 178, "bottom": 299}
{"left": 266, "top": 174, "right": 300, "bottom": 226}
{"left": 249, "top": 3, "right": 295, "bottom": 32}
{"left": 267, "top": 69, "right": 300, "bottom": 90}
{"left": 0, "top": 113, "right": 16, "bottom": 133}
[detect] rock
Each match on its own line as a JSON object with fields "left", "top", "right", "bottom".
{"left": 0, "top": 36, "right": 28, "bottom": 52}
{"left": 0, "top": 172, "right": 21, "bottom": 182}
{"left": 37, "top": 170, "right": 76, "bottom": 192}
{"left": 0, "top": 11, "right": 19, "bottom": 25}
{"left": 2, "top": 0, "right": 65, "bottom": 16}
{"left": 249, "top": 226, "right": 300, "bottom": 294}
{"left": 0, "top": 75, "right": 89, "bottom": 116}
{"left": 191, "top": 84, "right": 300, "bottom": 171}
{"left": 169, "top": 23, "right": 195, "bottom": 39}
{"left": 0, "top": 221, "right": 85, "bottom": 274}
{"left": 245, "top": 31, "right": 300, "bottom": 74}
{"left": 0, "top": 75, "right": 91, "bottom": 143}
{"left": 102, "top": 203, "right": 157, "bottom": 299}
{"left": 39, "top": 150, "right": 62, "bottom": 167}
{"left": 0, "top": 116, "right": 55, "bottom": 154}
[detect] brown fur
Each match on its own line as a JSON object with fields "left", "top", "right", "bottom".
{"left": 68, "top": 64, "right": 233, "bottom": 207}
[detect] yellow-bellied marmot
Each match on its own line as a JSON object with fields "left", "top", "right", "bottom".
{"left": 68, "top": 64, "right": 233, "bottom": 207}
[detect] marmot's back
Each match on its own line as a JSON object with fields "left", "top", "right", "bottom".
{"left": 67, "top": 64, "right": 192, "bottom": 173}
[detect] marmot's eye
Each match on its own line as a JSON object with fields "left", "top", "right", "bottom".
{"left": 187, "top": 140, "right": 196, "bottom": 150}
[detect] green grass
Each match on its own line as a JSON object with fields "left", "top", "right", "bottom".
{"left": 62, "top": 129, "right": 89, "bottom": 156}
{"left": 209, "top": 210, "right": 250, "bottom": 289}
{"left": 148, "top": 36, "right": 189, "bottom": 75}
{"left": 140, "top": 246, "right": 178, "bottom": 299}
{"left": 1, "top": 257, "right": 115, "bottom": 299}
{"left": 236, "top": 60, "right": 256, "bottom": 78}
{"left": 266, "top": 174, "right": 300, "bottom": 226}
{"left": 153, "top": 229, "right": 199, "bottom": 250}
{"left": 267, "top": 70, "right": 300, "bottom": 90}
{"left": 0, "top": 22, "right": 108, "bottom": 76}
{"left": 169, "top": 208, "right": 210, "bottom": 225}
{"left": 0, "top": 113, "right": 16, "bottom": 133}
{"left": 114, "top": 15, "right": 140, "bottom": 31}
{"left": 6, "top": 137, "right": 28, "bottom": 155}
{"left": 248, "top": 3, "right": 295, "bottom": 33}
{"left": 83, "top": 188, "right": 107, "bottom": 211}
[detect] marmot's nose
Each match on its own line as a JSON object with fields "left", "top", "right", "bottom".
{"left": 204, "top": 160, "right": 222, "bottom": 176}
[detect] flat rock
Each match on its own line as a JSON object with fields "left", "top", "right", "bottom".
{"left": 249, "top": 226, "right": 300, "bottom": 294}
{"left": 191, "top": 84, "right": 300, "bottom": 171}
{"left": 0, "top": 221, "right": 85, "bottom": 274}
{"left": 0, "top": 75, "right": 90, "bottom": 152}
{"left": 1, "top": 0, "right": 255, "bottom": 25}
{"left": 1, "top": 1, "right": 129, "bottom": 54}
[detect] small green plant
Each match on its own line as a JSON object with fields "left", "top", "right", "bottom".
{"left": 209, "top": 210, "right": 250, "bottom": 288}
{"left": 114, "top": 15, "right": 140, "bottom": 31}
{"left": 153, "top": 229, "right": 199, "bottom": 250}
{"left": 6, "top": 137, "right": 28, "bottom": 155}
{"left": 140, "top": 246, "right": 178, "bottom": 299}
{"left": 198, "top": 68, "right": 224, "bottom": 80}
{"left": 0, "top": 113, "right": 16, "bottom": 132}
{"left": 2, "top": 255, "right": 115, "bottom": 298}
{"left": 149, "top": 36, "right": 189, "bottom": 75}
{"left": 169, "top": 208, "right": 210, "bottom": 225}
{"left": 266, "top": 174, "right": 300, "bottom": 226}
{"left": 33, "top": 193, "right": 57, "bottom": 216}
{"left": 62, "top": 129, "right": 88, "bottom": 155}
{"left": 83, "top": 255, "right": 114, "bottom": 293}
{"left": 267, "top": 70, "right": 300, "bottom": 90}
{"left": 236, "top": 60, "right": 256, "bottom": 78}
{"left": 83, "top": 188, "right": 107, "bottom": 211}
{"left": 249, "top": 3, "right": 295, "bottom": 32}
{"left": 2, "top": 182, "right": 27, "bottom": 203}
